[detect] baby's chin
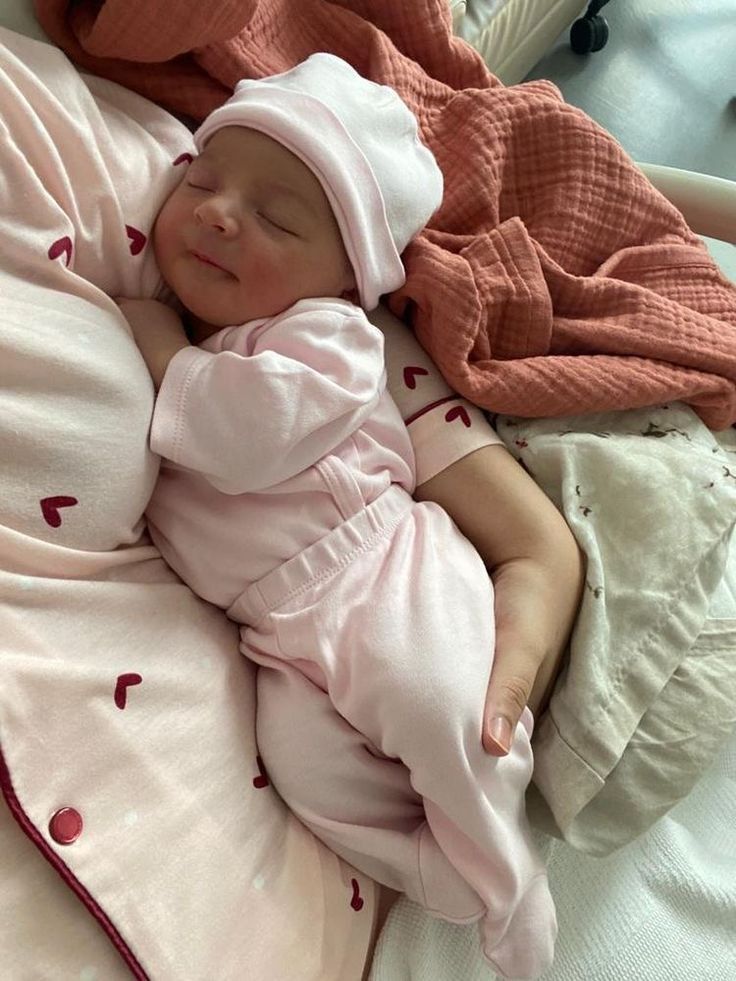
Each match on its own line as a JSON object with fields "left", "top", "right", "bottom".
{"left": 182, "top": 298, "right": 292, "bottom": 340}
{"left": 172, "top": 269, "right": 325, "bottom": 328}
{"left": 163, "top": 277, "right": 236, "bottom": 333}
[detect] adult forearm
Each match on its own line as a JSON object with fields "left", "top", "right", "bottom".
{"left": 415, "top": 443, "right": 578, "bottom": 571}
{"left": 415, "top": 442, "right": 585, "bottom": 749}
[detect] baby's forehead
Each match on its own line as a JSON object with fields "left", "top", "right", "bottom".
{"left": 195, "top": 127, "right": 333, "bottom": 217}
{"left": 199, "top": 126, "right": 295, "bottom": 167}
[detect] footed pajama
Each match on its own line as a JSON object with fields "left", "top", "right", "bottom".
{"left": 147, "top": 296, "right": 556, "bottom": 979}
{"left": 237, "top": 484, "right": 556, "bottom": 978}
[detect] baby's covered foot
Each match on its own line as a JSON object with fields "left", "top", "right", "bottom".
{"left": 480, "top": 873, "right": 557, "bottom": 980}
{"left": 418, "top": 823, "right": 485, "bottom": 923}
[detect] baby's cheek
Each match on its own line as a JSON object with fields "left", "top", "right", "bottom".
{"left": 154, "top": 183, "right": 189, "bottom": 251}
{"left": 243, "top": 250, "right": 297, "bottom": 304}
{"left": 151, "top": 209, "right": 176, "bottom": 275}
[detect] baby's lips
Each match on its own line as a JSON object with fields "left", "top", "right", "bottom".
{"left": 190, "top": 248, "right": 229, "bottom": 273}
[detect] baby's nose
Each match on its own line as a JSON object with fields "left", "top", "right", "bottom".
{"left": 195, "top": 198, "right": 239, "bottom": 236}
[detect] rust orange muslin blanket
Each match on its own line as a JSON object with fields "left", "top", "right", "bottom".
{"left": 34, "top": 0, "right": 736, "bottom": 428}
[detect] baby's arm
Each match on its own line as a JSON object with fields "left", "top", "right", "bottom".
{"left": 119, "top": 299, "right": 385, "bottom": 494}
{"left": 375, "top": 305, "right": 584, "bottom": 755}
{"left": 117, "top": 298, "right": 190, "bottom": 388}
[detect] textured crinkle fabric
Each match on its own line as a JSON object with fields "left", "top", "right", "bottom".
{"left": 33, "top": 0, "right": 736, "bottom": 429}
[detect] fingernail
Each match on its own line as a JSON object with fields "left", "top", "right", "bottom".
{"left": 489, "top": 717, "right": 512, "bottom": 755}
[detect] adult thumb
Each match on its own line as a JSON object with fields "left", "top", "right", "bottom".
{"left": 482, "top": 666, "right": 533, "bottom": 756}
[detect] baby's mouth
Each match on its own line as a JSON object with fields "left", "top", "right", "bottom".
{"left": 190, "top": 249, "right": 227, "bottom": 272}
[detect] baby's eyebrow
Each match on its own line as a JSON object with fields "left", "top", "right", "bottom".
{"left": 186, "top": 154, "right": 215, "bottom": 175}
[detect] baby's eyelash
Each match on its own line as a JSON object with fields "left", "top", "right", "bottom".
{"left": 257, "top": 211, "right": 297, "bottom": 236}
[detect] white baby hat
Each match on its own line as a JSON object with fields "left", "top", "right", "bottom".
{"left": 193, "top": 52, "right": 444, "bottom": 309}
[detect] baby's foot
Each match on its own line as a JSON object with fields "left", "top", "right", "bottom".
{"left": 418, "top": 823, "right": 485, "bottom": 923}
{"left": 480, "top": 874, "right": 557, "bottom": 980}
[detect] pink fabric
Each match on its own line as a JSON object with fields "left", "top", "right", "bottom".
{"left": 147, "top": 297, "right": 500, "bottom": 600}
{"left": 146, "top": 298, "right": 415, "bottom": 602}
{"left": 151, "top": 336, "right": 557, "bottom": 974}
{"left": 33, "top": 0, "right": 736, "bottom": 428}
{"left": 146, "top": 295, "right": 555, "bottom": 976}
{"left": 368, "top": 304, "right": 503, "bottom": 485}
{"left": 241, "top": 487, "right": 556, "bottom": 979}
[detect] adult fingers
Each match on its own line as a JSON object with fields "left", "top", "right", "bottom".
{"left": 482, "top": 652, "right": 537, "bottom": 756}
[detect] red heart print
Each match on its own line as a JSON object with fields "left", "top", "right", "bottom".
{"left": 445, "top": 405, "right": 471, "bottom": 428}
{"left": 350, "top": 878, "right": 364, "bottom": 911}
{"left": 47, "top": 236, "right": 73, "bottom": 266}
{"left": 173, "top": 153, "right": 194, "bottom": 167}
{"left": 126, "top": 225, "right": 147, "bottom": 256}
{"left": 403, "top": 365, "right": 429, "bottom": 390}
{"left": 40, "top": 495, "right": 78, "bottom": 528}
{"left": 253, "top": 755, "right": 270, "bottom": 789}
{"left": 114, "top": 673, "right": 143, "bottom": 710}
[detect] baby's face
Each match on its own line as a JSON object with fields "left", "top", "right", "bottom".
{"left": 154, "top": 127, "right": 356, "bottom": 334}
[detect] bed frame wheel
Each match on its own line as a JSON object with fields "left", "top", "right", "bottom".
{"left": 570, "top": 14, "right": 610, "bottom": 53}
{"left": 570, "top": 0, "right": 611, "bottom": 54}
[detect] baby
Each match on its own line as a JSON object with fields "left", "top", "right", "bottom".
{"left": 119, "top": 54, "right": 556, "bottom": 979}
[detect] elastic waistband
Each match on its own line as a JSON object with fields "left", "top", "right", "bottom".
{"left": 230, "top": 484, "right": 413, "bottom": 625}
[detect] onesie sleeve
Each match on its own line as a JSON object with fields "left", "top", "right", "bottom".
{"left": 369, "top": 305, "right": 503, "bottom": 485}
{"left": 151, "top": 303, "right": 385, "bottom": 493}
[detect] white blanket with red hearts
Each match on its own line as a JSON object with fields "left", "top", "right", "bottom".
{"left": 0, "top": 25, "right": 375, "bottom": 980}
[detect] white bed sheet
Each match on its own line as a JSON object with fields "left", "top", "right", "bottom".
{"left": 371, "top": 717, "right": 736, "bottom": 980}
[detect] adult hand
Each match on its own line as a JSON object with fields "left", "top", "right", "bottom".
{"left": 414, "top": 443, "right": 585, "bottom": 756}
{"left": 483, "top": 555, "right": 578, "bottom": 755}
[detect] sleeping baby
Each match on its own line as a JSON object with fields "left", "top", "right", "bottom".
{"left": 117, "top": 53, "right": 556, "bottom": 979}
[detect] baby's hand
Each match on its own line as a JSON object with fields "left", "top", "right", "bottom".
{"left": 115, "top": 297, "right": 174, "bottom": 343}
{"left": 115, "top": 297, "right": 190, "bottom": 390}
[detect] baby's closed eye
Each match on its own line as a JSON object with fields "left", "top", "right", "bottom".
{"left": 256, "top": 210, "right": 298, "bottom": 236}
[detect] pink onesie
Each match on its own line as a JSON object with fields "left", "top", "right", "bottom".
{"left": 146, "top": 296, "right": 556, "bottom": 979}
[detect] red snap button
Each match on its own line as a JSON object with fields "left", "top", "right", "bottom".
{"left": 49, "top": 807, "right": 83, "bottom": 845}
